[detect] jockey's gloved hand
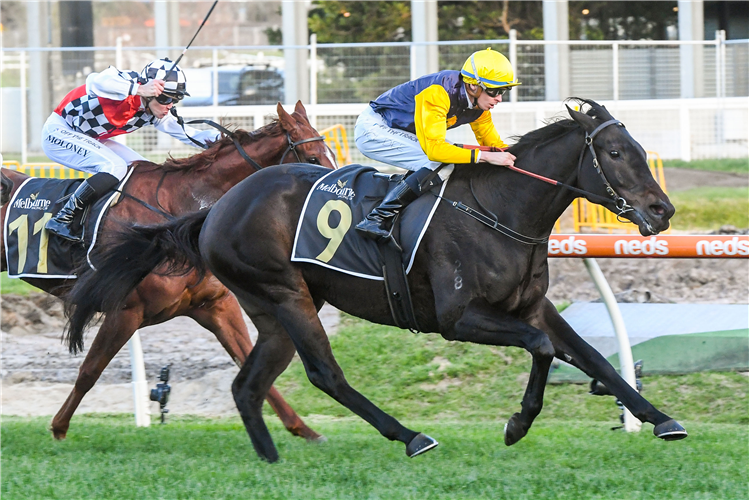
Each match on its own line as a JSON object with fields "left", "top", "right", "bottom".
{"left": 137, "top": 79, "right": 166, "bottom": 98}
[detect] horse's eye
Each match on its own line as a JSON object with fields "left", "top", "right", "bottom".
{"left": 307, "top": 157, "right": 320, "bottom": 165}
{"left": 609, "top": 150, "right": 620, "bottom": 158}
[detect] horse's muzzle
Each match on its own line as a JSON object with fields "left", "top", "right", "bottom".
{"left": 631, "top": 198, "right": 675, "bottom": 236}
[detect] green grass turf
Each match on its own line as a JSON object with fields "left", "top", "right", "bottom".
{"left": 1, "top": 272, "right": 42, "bottom": 295}
{"left": 669, "top": 187, "right": 749, "bottom": 231}
{"left": 266, "top": 317, "right": 748, "bottom": 426}
{"left": 662, "top": 157, "right": 748, "bottom": 174}
{"left": 2, "top": 317, "right": 748, "bottom": 498}
{"left": 2, "top": 416, "right": 746, "bottom": 500}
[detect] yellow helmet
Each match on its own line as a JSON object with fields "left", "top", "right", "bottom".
{"left": 460, "top": 48, "right": 520, "bottom": 88}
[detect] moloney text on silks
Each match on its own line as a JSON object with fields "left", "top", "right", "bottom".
{"left": 45, "top": 135, "right": 91, "bottom": 157}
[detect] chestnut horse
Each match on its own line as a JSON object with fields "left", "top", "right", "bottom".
{"left": 1, "top": 101, "right": 335, "bottom": 441}
{"left": 67, "top": 99, "right": 688, "bottom": 462}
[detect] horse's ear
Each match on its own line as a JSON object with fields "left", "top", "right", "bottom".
{"left": 277, "top": 102, "right": 296, "bottom": 131}
{"left": 566, "top": 104, "right": 598, "bottom": 133}
{"left": 294, "top": 100, "right": 308, "bottom": 120}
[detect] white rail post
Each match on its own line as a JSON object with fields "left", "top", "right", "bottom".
{"left": 128, "top": 331, "right": 151, "bottom": 427}
{"left": 509, "top": 29, "right": 518, "bottom": 104}
{"left": 679, "top": 101, "right": 691, "bottom": 162}
{"left": 612, "top": 42, "right": 619, "bottom": 102}
{"left": 212, "top": 48, "right": 219, "bottom": 122}
{"left": 309, "top": 33, "right": 318, "bottom": 129}
{"left": 583, "top": 258, "right": 641, "bottom": 432}
{"left": 20, "top": 50, "right": 28, "bottom": 165}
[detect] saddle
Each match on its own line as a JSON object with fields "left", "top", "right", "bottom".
{"left": 291, "top": 164, "right": 448, "bottom": 330}
{"left": 4, "top": 171, "right": 133, "bottom": 279}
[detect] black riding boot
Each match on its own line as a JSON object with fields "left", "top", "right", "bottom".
{"left": 355, "top": 167, "right": 443, "bottom": 240}
{"left": 45, "top": 172, "right": 118, "bottom": 242}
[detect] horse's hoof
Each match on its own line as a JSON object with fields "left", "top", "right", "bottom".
{"left": 503, "top": 413, "right": 528, "bottom": 446}
{"left": 406, "top": 433, "right": 438, "bottom": 458}
{"left": 309, "top": 434, "right": 328, "bottom": 443}
{"left": 653, "top": 419, "right": 688, "bottom": 441}
{"left": 50, "top": 426, "right": 67, "bottom": 440}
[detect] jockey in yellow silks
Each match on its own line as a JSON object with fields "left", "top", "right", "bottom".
{"left": 354, "top": 48, "right": 520, "bottom": 239}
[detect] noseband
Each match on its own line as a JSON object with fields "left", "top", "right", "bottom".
{"left": 577, "top": 119, "right": 634, "bottom": 217}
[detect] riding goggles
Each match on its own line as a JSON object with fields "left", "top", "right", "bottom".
{"left": 480, "top": 83, "right": 509, "bottom": 98}
{"left": 155, "top": 93, "right": 181, "bottom": 105}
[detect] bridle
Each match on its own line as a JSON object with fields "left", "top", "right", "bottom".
{"left": 576, "top": 119, "right": 634, "bottom": 217}
{"left": 279, "top": 133, "right": 328, "bottom": 164}
{"left": 176, "top": 114, "right": 327, "bottom": 170}
{"left": 443, "top": 117, "right": 642, "bottom": 244}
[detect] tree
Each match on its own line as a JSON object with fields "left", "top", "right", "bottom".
{"left": 568, "top": 1, "right": 679, "bottom": 40}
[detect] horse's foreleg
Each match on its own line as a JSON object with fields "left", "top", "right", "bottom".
{"left": 51, "top": 306, "right": 143, "bottom": 439}
{"left": 451, "top": 299, "right": 556, "bottom": 446}
{"left": 535, "top": 298, "right": 687, "bottom": 440}
{"left": 188, "top": 292, "right": 322, "bottom": 441}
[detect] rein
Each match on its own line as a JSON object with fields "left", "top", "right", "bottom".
{"left": 172, "top": 108, "right": 326, "bottom": 170}
{"left": 133, "top": 112, "right": 327, "bottom": 220}
{"left": 457, "top": 119, "right": 630, "bottom": 211}
{"left": 447, "top": 119, "right": 633, "bottom": 244}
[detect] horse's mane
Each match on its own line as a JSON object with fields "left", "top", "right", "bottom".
{"left": 147, "top": 119, "right": 285, "bottom": 174}
{"left": 508, "top": 98, "right": 613, "bottom": 158}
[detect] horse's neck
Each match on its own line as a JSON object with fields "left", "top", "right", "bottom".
{"left": 477, "top": 137, "right": 582, "bottom": 237}
{"left": 203, "top": 135, "right": 286, "bottom": 193}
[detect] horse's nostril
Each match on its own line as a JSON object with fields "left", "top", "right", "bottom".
{"left": 651, "top": 205, "right": 666, "bottom": 216}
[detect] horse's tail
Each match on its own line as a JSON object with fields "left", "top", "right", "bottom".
{"left": 64, "top": 209, "right": 210, "bottom": 354}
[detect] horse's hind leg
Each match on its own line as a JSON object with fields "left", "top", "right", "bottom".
{"left": 451, "top": 299, "right": 556, "bottom": 446}
{"left": 188, "top": 289, "right": 322, "bottom": 441}
{"left": 272, "top": 295, "right": 434, "bottom": 456}
{"left": 535, "top": 298, "right": 687, "bottom": 440}
{"left": 51, "top": 307, "right": 142, "bottom": 439}
{"left": 231, "top": 290, "right": 431, "bottom": 461}
{"left": 230, "top": 309, "right": 301, "bottom": 462}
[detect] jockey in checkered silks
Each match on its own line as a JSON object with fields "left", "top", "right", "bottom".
{"left": 42, "top": 58, "right": 221, "bottom": 242}
{"left": 354, "top": 48, "right": 521, "bottom": 240}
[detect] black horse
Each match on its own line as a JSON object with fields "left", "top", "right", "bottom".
{"left": 64, "top": 99, "right": 686, "bottom": 462}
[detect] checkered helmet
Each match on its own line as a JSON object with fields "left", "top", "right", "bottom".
{"left": 140, "top": 58, "right": 190, "bottom": 99}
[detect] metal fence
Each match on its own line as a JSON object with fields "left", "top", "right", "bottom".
{"left": 2, "top": 37, "right": 747, "bottom": 162}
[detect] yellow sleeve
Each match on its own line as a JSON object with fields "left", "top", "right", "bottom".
{"left": 470, "top": 110, "right": 508, "bottom": 149}
{"left": 414, "top": 85, "right": 475, "bottom": 164}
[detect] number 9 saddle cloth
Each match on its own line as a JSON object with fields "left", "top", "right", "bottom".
{"left": 291, "top": 164, "right": 447, "bottom": 281}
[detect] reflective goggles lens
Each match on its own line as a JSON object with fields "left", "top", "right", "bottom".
{"left": 155, "top": 93, "right": 179, "bottom": 105}
{"left": 480, "top": 84, "right": 509, "bottom": 98}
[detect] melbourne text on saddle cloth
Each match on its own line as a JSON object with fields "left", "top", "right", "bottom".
{"left": 4, "top": 171, "right": 133, "bottom": 279}
{"left": 291, "top": 165, "right": 447, "bottom": 280}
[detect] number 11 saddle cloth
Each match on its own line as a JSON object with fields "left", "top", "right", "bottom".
{"left": 3, "top": 176, "right": 124, "bottom": 279}
{"left": 291, "top": 164, "right": 447, "bottom": 280}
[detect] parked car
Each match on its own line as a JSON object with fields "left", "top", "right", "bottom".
{"left": 181, "top": 65, "right": 284, "bottom": 106}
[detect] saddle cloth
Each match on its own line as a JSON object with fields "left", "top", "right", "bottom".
{"left": 291, "top": 164, "right": 448, "bottom": 280}
{"left": 3, "top": 171, "right": 131, "bottom": 279}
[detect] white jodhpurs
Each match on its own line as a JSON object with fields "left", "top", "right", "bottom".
{"left": 355, "top": 106, "right": 453, "bottom": 180}
{"left": 41, "top": 113, "right": 146, "bottom": 181}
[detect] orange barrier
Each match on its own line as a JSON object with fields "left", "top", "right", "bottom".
{"left": 2, "top": 161, "right": 89, "bottom": 179}
{"left": 320, "top": 124, "right": 351, "bottom": 166}
{"left": 548, "top": 234, "right": 749, "bottom": 258}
